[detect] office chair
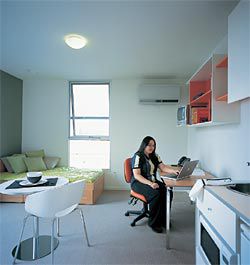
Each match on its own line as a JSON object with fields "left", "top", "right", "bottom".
{"left": 124, "top": 158, "right": 149, "bottom": 226}
{"left": 13, "top": 180, "right": 90, "bottom": 265}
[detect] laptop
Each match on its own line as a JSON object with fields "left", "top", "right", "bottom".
{"left": 162, "top": 160, "right": 199, "bottom": 180}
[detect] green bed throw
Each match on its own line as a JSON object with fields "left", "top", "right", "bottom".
{"left": 0, "top": 167, "right": 103, "bottom": 183}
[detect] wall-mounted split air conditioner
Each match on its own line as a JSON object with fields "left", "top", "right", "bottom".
{"left": 138, "top": 84, "right": 180, "bottom": 104}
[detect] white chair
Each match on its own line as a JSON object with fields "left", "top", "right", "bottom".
{"left": 13, "top": 180, "right": 90, "bottom": 264}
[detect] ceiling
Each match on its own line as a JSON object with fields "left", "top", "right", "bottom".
{"left": 0, "top": 0, "right": 238, "bottom": 82}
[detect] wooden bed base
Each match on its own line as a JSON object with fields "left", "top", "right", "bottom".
{"left": 0, "top": 174, "right": 104, "bottom": 205}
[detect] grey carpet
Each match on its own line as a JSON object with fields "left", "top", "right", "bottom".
{"left": 0, "top": 191, "right": 195, "bottom": 265}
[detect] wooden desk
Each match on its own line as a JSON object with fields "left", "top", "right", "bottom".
{"left": 162, "top": 172, "right": 213, "bottom": 249}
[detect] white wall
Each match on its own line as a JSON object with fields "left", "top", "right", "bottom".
{"left": 22, "top": 78, "right": 188, "bottom": 190}
{"left": 22, "top": 79, "right": 69, "bottom": 165}
{"left": 187, "top": 35, "right": 250, "bottom": 180}
{"left": 108, "top": 79, "right": 188, "bottom": 189}
{"left": 188, "top": 99, "right": 250, "bottom": 180}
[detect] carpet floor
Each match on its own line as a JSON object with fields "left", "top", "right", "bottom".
{"left": 0, "top": 190, "right": 195, "bottom": 265}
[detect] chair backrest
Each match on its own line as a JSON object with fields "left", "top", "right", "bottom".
{"left": 25, "top": 180, "right": 85, "bottom": 218}
{"left": 124, "top": 158, "right": 132, "bottom": 183}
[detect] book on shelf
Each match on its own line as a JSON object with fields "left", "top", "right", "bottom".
{"left": 191, "top": 107, "right": 209, "bottom": 124}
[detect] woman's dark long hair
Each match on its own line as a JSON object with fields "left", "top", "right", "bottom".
{"left": 136, "top": 136, "right": 158, "bottom": 163}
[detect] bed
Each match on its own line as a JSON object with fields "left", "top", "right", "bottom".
{"left": 0, "top": 167, "right": 104, "bottom": 204}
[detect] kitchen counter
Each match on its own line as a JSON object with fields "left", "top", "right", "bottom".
{"left": 206, "top": 185, "right": 250, "bottom": 224}
{"left": 196, "top": 182, "right": 250, "bottom": 264}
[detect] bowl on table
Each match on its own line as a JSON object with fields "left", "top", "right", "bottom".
{"left": 26, "top": 172, "right": 42, "bottom": 184}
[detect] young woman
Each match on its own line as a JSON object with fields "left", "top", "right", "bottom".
{"left": 131, "top": 136, "right": 179, "bottom": 233}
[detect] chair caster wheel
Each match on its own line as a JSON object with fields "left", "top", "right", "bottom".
{"left": 125, "top": 212, "right": 129, "bottom": 216}
{"left": 131, "top": 222, "right": 135, "bottom": 227}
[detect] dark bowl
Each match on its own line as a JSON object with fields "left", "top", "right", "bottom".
{"left": 27, "top": 175, "right": 42, "bottom": 184}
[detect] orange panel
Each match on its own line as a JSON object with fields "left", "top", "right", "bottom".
{"left": 189, "top": 79, "right": 211, "bottom": 102}
{"left": 216, "top": 56, "right": 228, "bottom": 68}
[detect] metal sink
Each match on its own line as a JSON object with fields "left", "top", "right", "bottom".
{"left": 227, "top": 183, "right": 250, "bottom": 196}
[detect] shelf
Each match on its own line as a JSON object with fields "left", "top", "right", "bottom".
{"left": 216, "top": 94, "right": 228, "bottom": 102}
{"left": 187, "top": 121, "right": 212, "bottom": 127}
{"left": 187, "top": 121, "right": 234, "bottom": 127}
{"left": 190, "top": 90, "right": 211, "bottom": 105}
{"left": 184, "top": 54, "right": 240, "bottom": 127}
{"left": 216, "top": 56, "right": 228, "bottom": 68}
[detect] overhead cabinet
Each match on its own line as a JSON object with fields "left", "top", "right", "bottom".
{"left": 187, "top": 54, "right": 240, "bottom": 126}
{"left": 228, "top": 0, "right": 250, "bottom": 103}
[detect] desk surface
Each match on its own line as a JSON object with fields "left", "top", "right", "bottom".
{"left": 161, "top": 172, "right": 214, "bottom": 187}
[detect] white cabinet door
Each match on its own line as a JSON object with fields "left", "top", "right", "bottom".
{"left": 241, "top": 223, "right": 250, "bottom": 265}
{"left": 228, "top": 0, "right": 250, "bottom": 103}
{"left": 197, "top": 190, "right": 236, "bottom": 252}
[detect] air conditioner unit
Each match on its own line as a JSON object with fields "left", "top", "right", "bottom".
{"left": 138, "top": 84, "right": 180, "bottom": 104}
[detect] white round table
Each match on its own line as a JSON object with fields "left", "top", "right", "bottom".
{"left": 0, "top": 176, "right": 68, "bottom": 195}
{"left": 0, "top": 176, "right": 69, "bottom": 261}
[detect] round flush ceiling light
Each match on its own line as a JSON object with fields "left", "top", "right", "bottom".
{"left": 64, "top": 34, "right": 87, "bottom": 49}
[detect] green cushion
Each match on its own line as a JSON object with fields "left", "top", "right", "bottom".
{"left": 23, "top": 157, "right": 47, "bottom": 171}
{"left": 26, "top": 149, "right": 45, "bottom": 158}
{"left": 1, "top": 157, "right": 14, "bottom": 172}
{"left": 7, "top": 156, "right": 27, "bottom": 174}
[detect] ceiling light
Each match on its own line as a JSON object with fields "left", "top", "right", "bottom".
{"left": 64, "top": 34, "right": 87, "bottom": 49}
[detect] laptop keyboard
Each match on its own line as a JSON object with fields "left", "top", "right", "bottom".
{"left": 164, "top": 174, "right": 178, "bottom": 179}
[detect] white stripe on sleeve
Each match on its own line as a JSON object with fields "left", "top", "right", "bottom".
{"left": 134, "top": 155, "right": 140, "bottom": 168}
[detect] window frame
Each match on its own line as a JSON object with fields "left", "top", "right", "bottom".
{"left": 69, "top": 81, "right": 110, "bottom": 141}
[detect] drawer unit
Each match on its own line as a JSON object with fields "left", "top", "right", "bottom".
{"left": 240, "top": 222, "right": 250, "bottom": 265}
{"left": 197, "top": 189, "right": 236, "bottom": 251}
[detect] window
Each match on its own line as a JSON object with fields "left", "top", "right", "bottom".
{"left": 69, "top": 83, "right": 110, "bottom": 169}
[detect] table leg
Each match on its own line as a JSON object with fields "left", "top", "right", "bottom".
{"left": 12, "top": 216, "right": 59, "bottom": 261}
{"left": 166, "top": 186, "right": 171, "bottom": 249}
{"left": 33, "top": 216, "right": 39, "bottom": 259}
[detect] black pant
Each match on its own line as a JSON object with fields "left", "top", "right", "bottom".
{"left": 131, "top": 180, "right": 173, "bottom": 228}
